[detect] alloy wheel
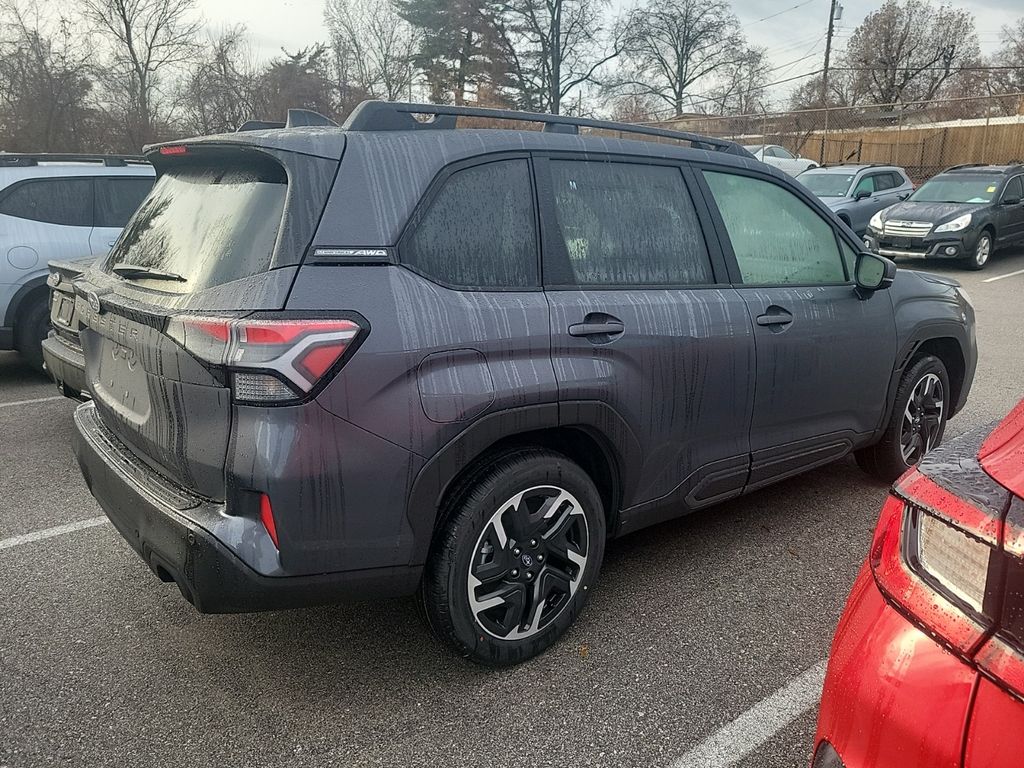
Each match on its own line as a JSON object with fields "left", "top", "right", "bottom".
{"left": 467, "top": 485, "right": 589, "bottom": 640}
{"left": 975, "top": 235, "right": 991, "bottom": 267}
{"left": 900, "top": 373, "right": 945, "bottom": 464}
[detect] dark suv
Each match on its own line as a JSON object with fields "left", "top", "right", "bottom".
{"left": 865, "top": 163, "right": 1024, "bottom": 270}
{"left": 70, "top": 102, "right": 977, "bottom": 665}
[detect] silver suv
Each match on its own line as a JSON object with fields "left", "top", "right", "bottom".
{"left": 0, "top": 154, "right": 153, "bottom": 370}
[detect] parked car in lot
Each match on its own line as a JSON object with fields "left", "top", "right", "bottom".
{"left": 814, "top": 398, "right": 1024, "bottom": 768}
{"left": 743, "top": 144, "right": 818, "bottom": 176}
{"left": 71, "top": 102, "right": 976, "bottom": 665}
{"left": 864, "top": 163, "right": 1024, "bottom": 270}
{"left": 43, "top": 256, "right": 94, "bottom": 400}
{"left": 797, "top": 164, "right": 914, "bottom": 236}
{"left": 0, "top": 154, "right": 153, "bottom": 370}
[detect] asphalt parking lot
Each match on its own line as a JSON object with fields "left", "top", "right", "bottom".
{"left": 2, "top": 251, "right": 1023, "bottom": 768}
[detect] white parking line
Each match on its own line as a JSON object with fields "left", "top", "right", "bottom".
{"left": 0, "top": 395, "right": 64, "bottom": 409}
{"left": 671, "top": 659, "right": 827, "bottom": 768}
{"left": 982, "top": 267, "right": 1024, "bottom": 283}
{"left": 0, "top": 517, "right": 107, "bottom": 551}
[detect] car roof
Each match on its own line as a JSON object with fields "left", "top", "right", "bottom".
{"left": 0, "top": 155, "right": 154, "bottom": 189}
{"left": 943, "top": 163, "right": 1024, "bottom": 175}
{"left": 809, "top": 164, "right": 903, "bottom": 173}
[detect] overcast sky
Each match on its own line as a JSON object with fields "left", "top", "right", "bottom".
{"left": 196, "top": 0, "right": 1021, "bottom": 103}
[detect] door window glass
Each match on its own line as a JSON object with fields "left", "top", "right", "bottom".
{"left": 853, "top": 175, "right": 876, "bottom": 196}
{"left": 1003, "top": 176, "right": 1023, "bottom": 202}
{"left": 403, "top": 159, "right": 537, "bottom": 288}
{"left": 0, "top": 178, "right": 92, "bottom": 226}
{"left": 548, "top": 160, "right": 713, "bottom": 286}
{"left": 96, "top": 177, "right": 154, "bottom": 228}
{"left": 704, "top": 170, "right": 847, "bottom": 285}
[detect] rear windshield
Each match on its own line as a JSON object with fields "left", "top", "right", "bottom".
{"left": 910, "top": 174, "right": 1000, "bottom": 204}
{"left": 105, "top": 160, "right": 287, "bottom": 293}
{"left": 798, "top": 171, "right": 854, "bottom": 197}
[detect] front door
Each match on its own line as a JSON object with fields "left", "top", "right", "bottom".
{"left": 538, "top": 156, "right": 756, "bottom": 520}
{"left": 997, "top": 175, "right": 1024, "bottom": 247}
{"left": 700, "top": 168, "right": 897, "bottom": 489}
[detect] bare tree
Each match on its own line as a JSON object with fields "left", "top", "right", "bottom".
{"left": 992, "top": 18, "right": 1024, "bottom": 97}
{"left": 613, "top": 0, "right": 746, "bottom": 118}
{"left": 83, "top": 0, "right": 201, "bottom": 148}
{"left": 499, "top": 0, "right": 623, "bottom": 114}
{"left": 324, "top": 0, "right": 418, "bottom": 101}
{"left": 840, "top": 0, "right": 980, "bottom": 109}
{"left": 256, "top": 45, "right": 336, "bottom": 122}
{"left": 179, "top": 26, "right": 262, "bottom": 135}
{"left": 0, "top": 1, "right": 97, "bottom": 150}
{"left": 706, "top": 46, "right": 771, "bottom": 116}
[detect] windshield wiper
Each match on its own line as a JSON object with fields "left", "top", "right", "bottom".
{"left": 111, "top": 263, "right": 187, "bottom": 282}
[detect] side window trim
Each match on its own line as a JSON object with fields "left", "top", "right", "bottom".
{"left": 1002, "top": 175, "right": 1024, "bottom": 202}
{"left": 533, "top": 151, "right": 730, "bottom": 289}
{"left": 395, "top": 151, "right": 542, "bottom": 292}
{"left": 690, "top": 163, "right": 856, "bottom": 286}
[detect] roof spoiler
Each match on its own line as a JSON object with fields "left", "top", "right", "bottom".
{"left": 236, "top": 110, "right": 338, "bottom": 132}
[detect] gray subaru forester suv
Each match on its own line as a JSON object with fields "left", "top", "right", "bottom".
{"left": 70, "top": 102, "right": 976, "bottom": 665}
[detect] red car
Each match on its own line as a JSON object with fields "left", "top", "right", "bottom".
{"left": 814, "top": 399, "right": 1024, "bottom": 768}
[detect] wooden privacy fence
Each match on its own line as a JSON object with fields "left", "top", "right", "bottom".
{"left": 652, "top": 94, "right": 1024, "bottom": 183}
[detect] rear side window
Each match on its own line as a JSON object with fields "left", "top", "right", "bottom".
{"left": 548, "top": 160, "right": 713, "bottom": 286}
{"left": 874, "top": 173, "right": 896, "bottom": 191}
{"left": 0, "top": 178, "right": 92, "bottom": 226}
{"left": 402, "top": 159, "right": 537, "bottom": 288}
{"left": 704, "top": 170, "right": 846, "bottom": 285}
{"left": 107, "top": 160, "right": 286, "bottom": 293}
{"left": 96, "top": 177, "right": 154, "bottom": 228}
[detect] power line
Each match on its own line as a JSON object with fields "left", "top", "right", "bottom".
{"left": 740, "top": 0, "right": 819, "bottom": 28}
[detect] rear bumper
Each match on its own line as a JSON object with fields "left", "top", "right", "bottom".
{"left": 72, "top": 401, "right": 421, "bottom": 613}
{"left": 814, "top": 564, "right": 976, "bottom": 768}
{"left": 41, "top": 332, "right": 88, "bottom": 399}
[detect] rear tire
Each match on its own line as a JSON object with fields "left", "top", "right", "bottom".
{"left": 421, "top": 448, "right": 606, "bottom": 666}
{"left": 856, "top": 355, "right": 949, "bottom": 482}
{"left": 14, "top": 296, "right": 49, "bottom": 373}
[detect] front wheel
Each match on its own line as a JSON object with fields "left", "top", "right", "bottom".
{"left": 963, "top": 231, "right": 992, "bottom": 271}
{"left": 421, "top": 449, "right": 606, "bottom": 666}
{"left": 856, "top": 355, "right": 949, "bottom": 482}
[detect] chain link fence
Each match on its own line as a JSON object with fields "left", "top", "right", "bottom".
{"left": 644, "top": 94, "right": 1024, "bottom": 184}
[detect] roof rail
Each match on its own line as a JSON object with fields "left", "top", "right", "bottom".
{"left": 342, "top": 100, "right": 752, "bottom": 157}
{"left": 943, "top": 163, "right": 987, "bottom": 172}
{"left": 0, "top": 153, "right": 149, "bottom": 167}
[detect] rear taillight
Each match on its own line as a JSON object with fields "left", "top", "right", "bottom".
{"left": 167, "top": 315, "right": 364, "bottom": 404}
{"left": 870, "top": 474, "right": 1001, "bottom": 656}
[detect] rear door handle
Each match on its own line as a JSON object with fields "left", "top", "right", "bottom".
{"left": 755, "top": 309, "right": 794, "bottom": 327}
{"left": 569, "top": 321, "right": 625, "bottom": 337}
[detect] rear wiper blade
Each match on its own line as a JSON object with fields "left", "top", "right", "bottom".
{"left": 111, "top": 263, "right": 186, "bottom": 282}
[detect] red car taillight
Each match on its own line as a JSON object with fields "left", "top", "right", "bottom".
{"left": 167, "top": 315, "right": 364, "bottom": 404}
{"left": 870, "top": 473, "right": 1001, "bottom": 656}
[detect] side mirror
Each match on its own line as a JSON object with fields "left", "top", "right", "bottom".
{"left": 855, "top": 251, "right": 896, "bottom": 292}
{"left": 855, "top": 189, "right": 871, "bottom": 201}
{"left": 1003, "top": 196, "right": 1022, "bottom": 206}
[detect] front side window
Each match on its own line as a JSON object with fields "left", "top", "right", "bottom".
{"left": 403, "top": 159, "right": 537, "bottom": 288}
{"left": 0, "top": 178, "right": 92, "bottom": 226}
{"left": 853, "top": 175, "right": 876, "bottom": 196}
{"left": 1002, "top": 176, "right": 1023, "bottom": 202}
{"left": 703, "top": 170, "right": 846, "bottom": 285}
{"left": 548, "top": 160, "right": 713, "bottom": 286}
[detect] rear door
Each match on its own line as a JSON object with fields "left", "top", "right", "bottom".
{"left": 698, "top": 167, "right": 897, "bottom": 489}
{"left": 0, "top": 176, "right": 93, "bottom": 269}
{"left": 539, "top": 155, "right": 755, "bottom": 517}
{"left": 89, "top": 176, "right": 154, "bottom": 254}
{"left": 78, "top": 147, "right": 333, "bottom": 499}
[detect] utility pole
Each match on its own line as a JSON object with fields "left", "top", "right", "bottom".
{"left": 821, "top": 0, "right": 841, "bottom": 103}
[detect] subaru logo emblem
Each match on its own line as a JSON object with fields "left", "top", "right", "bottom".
{"left": 521, "top": 553, "right": 534, "bottom": 568}
{"left": 86, "top": 291, "right": 102, "bottom": 314}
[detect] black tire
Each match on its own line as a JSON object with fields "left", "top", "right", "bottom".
{"left": 963, "top": 230, "right": 993, "bottom": 271}
{"left": 856, "top": 354, "right": 950, "bottom": 482}
{"left": 421, "top": 448, "right": 606, "bottom": 666}
{"left": 14, "top": 295, "right": 50, "bottom": 373}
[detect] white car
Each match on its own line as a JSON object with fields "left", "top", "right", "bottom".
{"left": 0, "top": 154, "right": 154, "bottom": 369}
{"left": 743, "top": 144, "right": 818, "bottom": 177}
